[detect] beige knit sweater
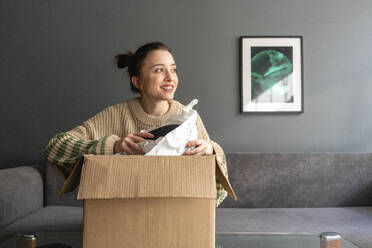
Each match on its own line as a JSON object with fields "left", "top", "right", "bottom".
{"left": 45, "top": 97, "right": 229, "bottom": 207}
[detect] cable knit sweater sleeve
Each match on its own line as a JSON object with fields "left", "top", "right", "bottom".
{"left": 44, "top": 106, "right": 122, "bottom": 179}
{"left": 195, "top": 113, "right": 228, "bottom": 207}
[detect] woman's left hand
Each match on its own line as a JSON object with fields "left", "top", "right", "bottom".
{"left": 182, "top": 139, "right": 214, "bottom": 155}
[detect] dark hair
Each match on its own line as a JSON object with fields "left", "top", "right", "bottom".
{"left": 115, "top": 42, "right": 172, "bottom": 93}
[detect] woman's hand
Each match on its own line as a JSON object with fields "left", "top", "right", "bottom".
{"left": 182, "top": 139, "right": 214, "bottom": 156}
{"left": 114, "top": 132, "right": 154, "bottom": 155}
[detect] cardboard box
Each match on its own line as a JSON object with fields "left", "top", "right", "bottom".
{"left": 75, "top": 155, "right": 236, "bottom": 248}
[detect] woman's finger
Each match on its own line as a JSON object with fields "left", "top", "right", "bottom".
{"left": 121, "top": 142, "right": 135, "bottom": 155}
{"left": 192, "top": 143, "right": 207, "bottom": 155}
{"left": 183, "top": 142, "right": 207, "bottom": 155}
{"left": 134, "top": 132, "right": 155, "bottom": 139}
{"left": 183, "top": 140, "right": 201, "bottom": 154}
{"left": 185, "top": 139, "right": 202, "bottom": 148}
{"left": 124, "top": 138, "right": 145, "bottom": 155}
{"left": 128, "top": 134, "right": 147, "bottom": 143}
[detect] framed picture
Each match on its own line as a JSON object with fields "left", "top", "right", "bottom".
{"left": 240, "top": 36, "right": 303, "bottom": 113}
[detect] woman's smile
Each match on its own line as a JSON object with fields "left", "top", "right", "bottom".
{"left": 160, "top": 83, "right": 174, "bottom": 92}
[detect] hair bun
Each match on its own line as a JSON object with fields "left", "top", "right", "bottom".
{"left": 115, "top": 51, "right": 134, "bottom": 69}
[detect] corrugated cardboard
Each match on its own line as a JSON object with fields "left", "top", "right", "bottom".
{"left": 75, "top": 155, "right": 236, "bottom": 248}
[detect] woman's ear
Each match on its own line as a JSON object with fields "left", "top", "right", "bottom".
{"left": 131, "top": 76, "right": 142, "bottom": 90}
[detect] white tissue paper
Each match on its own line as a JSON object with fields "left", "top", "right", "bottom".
{"left": 117, "top": 99, "right": 199, "bottom": 156}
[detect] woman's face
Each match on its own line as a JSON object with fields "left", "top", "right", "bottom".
{"left": 133, "top": 49, "right": 178, "bottom": 102}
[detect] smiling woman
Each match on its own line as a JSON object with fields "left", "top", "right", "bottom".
{"left": 44, "top": 41, "right": 230, "bottom": 207}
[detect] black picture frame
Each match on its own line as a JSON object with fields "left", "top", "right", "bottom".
{"left": 240, "top": 36, "right": 303, "bottom": 113}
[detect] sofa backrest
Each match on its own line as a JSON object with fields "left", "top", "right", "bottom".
{"left": 0, "top": 166, "right": 44, "bottom": 229}
{"left": 45, "top": 153, "right": 372, "bottom": 208}
{"left": 220, "top": 152, "right": 372, "bottom": 208}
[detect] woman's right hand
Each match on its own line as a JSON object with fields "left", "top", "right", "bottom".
{"left": 114, "top": 132, "right": 154, "bottom": 155}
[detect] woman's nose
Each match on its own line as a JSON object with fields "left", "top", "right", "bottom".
{"left": 165, "top": 69, "right": 175, "bottom": 81}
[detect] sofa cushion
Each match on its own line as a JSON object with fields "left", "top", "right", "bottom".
{"left": 0, "top": 166, "right": 43, "bottom": 229}
{"left": 45, "top": 164, "right": 83, "bottom": 207}
{"left": 221, "top": 153, "right": 372, "bottom": 208}
{"left": 0, "top": 206, "right": 82, "bottom": 236}
{"left": 216, "top": 207, "right": 372, "bottom": 248}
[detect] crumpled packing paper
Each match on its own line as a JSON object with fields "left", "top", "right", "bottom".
{"left": 116, "top": 99, "right": 199, "bottom": 156}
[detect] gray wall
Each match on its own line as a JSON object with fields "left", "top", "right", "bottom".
{"left": 1, "top": 0, "right": 372, "bottom": 169}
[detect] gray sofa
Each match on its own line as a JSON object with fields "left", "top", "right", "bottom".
{"left": 1, "top": 153, "right": 372, "bottom": 248}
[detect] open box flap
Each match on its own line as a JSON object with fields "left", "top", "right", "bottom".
{"left": 215, "top": 158, "right": 238, "bottom": 200}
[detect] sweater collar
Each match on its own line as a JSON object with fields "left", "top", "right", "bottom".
{"left": 127, "top": 97, "right": 178, "bottom": 126}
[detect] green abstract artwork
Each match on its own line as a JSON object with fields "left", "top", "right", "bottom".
{"left": 251, "top": 48, "right": 293, "bottom": 103}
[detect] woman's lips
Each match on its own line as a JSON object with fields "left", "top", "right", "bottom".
{"left": 160, "top": 84, "right": 174, "bottom": 91}
{"left": 161, "top": 88, "right": 174, "bottom": 93}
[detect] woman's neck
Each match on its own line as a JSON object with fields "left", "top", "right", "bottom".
{"left": 140, "top": 97, "right": 170, "bottom": 116}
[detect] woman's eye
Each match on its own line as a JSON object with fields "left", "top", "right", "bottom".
{"left": 154, "top": 68, "right": 177, "bottom": 73}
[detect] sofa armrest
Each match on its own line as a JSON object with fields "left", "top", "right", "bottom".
{"left": 0, "top": 166, "right": 43, "bottom": 229}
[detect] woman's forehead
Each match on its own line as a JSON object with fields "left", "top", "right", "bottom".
{"left": 144, "top": 50, "right": 175, "bottom": 66}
